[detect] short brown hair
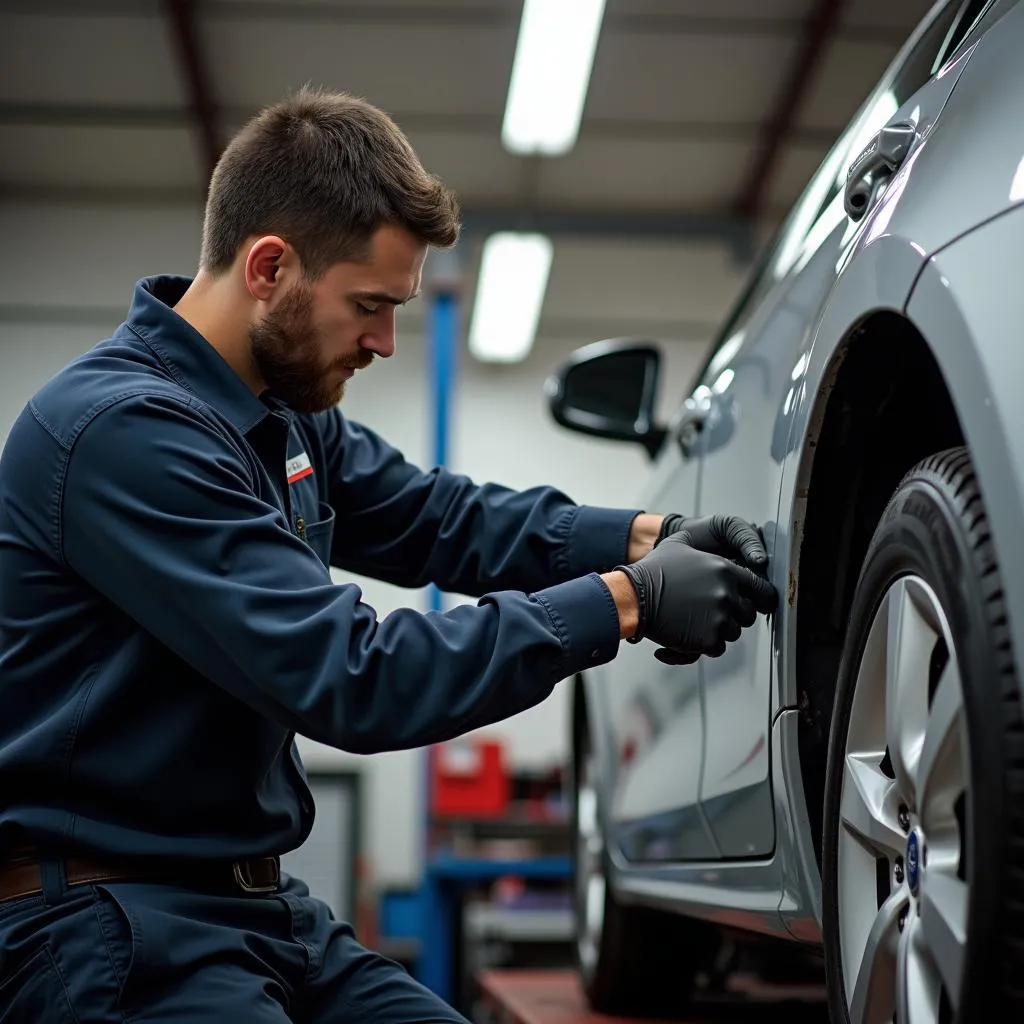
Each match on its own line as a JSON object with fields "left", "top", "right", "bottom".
{"left": 200, "top": 86, "right": 460, "bottom": 276}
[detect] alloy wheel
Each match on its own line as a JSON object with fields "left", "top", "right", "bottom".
{"left": 838, "top": 575, "right": 969, "bottom": 1024}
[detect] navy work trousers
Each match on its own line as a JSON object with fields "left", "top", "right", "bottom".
{"left": 0, "top": 870, "right": 466, "bottom": 1023}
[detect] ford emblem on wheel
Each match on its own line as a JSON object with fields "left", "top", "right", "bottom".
{"left": 906, "top": 831, "right": 921, "bottom": 895}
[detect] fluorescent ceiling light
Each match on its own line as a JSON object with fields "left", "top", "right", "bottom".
{"left": 502, "top": 0, "right": 607, "bottom": 156}
{"left": 469, "top": 232, "right": 553, "bottom": 363}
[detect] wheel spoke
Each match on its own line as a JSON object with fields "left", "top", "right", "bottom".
{"left": 917, "top": 660, "right": 966, "bottom": 833}
{"left": 849, "top": 888, "right": 906, "bottom": 1024}
{"left": 842, "top": 753, "right": 907, "bottom": 857}
{"left": 895, "top": 913, "right": 942, "bottom": 1024}
{"left": 842, "top": 573, "right": 970, "bottom": 1024}
{"left": 918, "top": 871, "right": 968, "bottom": 1010}
{"left": 885, "top": 580, "right": 935, "bottom": 809}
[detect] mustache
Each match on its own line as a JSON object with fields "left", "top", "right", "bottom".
{"left": 334, "top": 353, "right": 375, "bottom": 372}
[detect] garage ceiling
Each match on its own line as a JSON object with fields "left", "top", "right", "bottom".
{"left": 0, "top": 0, "right": 936, "bottom": 344}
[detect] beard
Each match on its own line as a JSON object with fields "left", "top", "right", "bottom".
{"left": 249, "top": 282, "right": 370, "bottom": 413}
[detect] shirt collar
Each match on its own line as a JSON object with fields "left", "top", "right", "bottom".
{"left": 123, "top": 274, "right": 278, "bottom": 435}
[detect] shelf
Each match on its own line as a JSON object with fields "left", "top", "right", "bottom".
{"left": 430, "top": 815, "right": 569, "bottom": 841}
{"left": 426, "top": 854, "right": 572, "bottom": 881}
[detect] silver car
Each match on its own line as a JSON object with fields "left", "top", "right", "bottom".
{"left": 545, "top": 0, "right": 1024, "bottom": 1019}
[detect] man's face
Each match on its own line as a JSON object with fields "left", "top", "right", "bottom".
{"left": 249, "top": 224, "right": 427, "bottom": 413}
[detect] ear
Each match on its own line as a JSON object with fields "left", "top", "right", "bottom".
{"left": 243, "top": 236, "right": 295, "bottom": 302}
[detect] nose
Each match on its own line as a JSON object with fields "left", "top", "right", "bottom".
{"left": 360, "top": 310, "right": 397, "bottom": 359}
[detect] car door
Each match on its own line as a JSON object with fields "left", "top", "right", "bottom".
{"left": 604, "top": 424, "right": 718, "bottom": 862}
{"left": 691, "top": 0, "right": 986, "bottom": 859}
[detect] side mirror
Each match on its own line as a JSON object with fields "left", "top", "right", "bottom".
{"left": 545, "top": 338, "right": 667, "bottom": 459}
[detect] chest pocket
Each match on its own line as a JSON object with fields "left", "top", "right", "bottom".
{"left": 295, "top": 500, "right": 336, "bottom": 569}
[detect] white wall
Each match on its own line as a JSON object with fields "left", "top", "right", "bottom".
{"left": 0, "top": 201, "right": 748, "bottom": 885}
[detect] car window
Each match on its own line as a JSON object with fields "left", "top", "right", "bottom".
{"left": 680, "top": 0, "right": 968, "bottom": 402}
{"left": 932, "top": 0, "right": 998, "bottom": 73}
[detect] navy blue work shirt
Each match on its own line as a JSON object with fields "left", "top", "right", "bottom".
{"left": 0, "top": 275, "right": 639, "bottom": 862}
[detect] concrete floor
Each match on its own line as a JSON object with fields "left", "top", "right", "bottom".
{"left": 473, "top": 969, "right": 829, "bottom": 1024}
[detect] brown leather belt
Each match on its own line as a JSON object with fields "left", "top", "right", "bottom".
{"left": 0, "top": 849, "right": 282, "bottom": 903}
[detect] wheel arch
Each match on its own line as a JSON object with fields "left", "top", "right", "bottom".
{"left": 790, "top": 308, "right": 966, "bottom": 870}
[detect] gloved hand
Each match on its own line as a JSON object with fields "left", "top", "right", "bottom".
{"left": 657, "top": 513, "right": 767, "bottom": 573}
{"left": 616, "top": 532, "right": 777, "bottom": 665}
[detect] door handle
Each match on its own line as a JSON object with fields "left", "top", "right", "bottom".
{"left": 844, "top": 121, "right": 917, "bottom": 221}
{"left": 676, "top": 389, "right": 711, "bottom": 456}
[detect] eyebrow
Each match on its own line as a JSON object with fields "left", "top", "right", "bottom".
{"left": 350, "top": 289, "right": 421, "bottom": 307}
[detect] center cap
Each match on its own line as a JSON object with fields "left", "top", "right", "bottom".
{"left": 906, "top": 830, "right": 922, "bottom": 894}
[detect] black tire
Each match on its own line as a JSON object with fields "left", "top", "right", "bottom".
{"left": 822, "top": 446, "right": 1024, "bottom": 1021}
{"left": 571, "top": 708, "right": 718, "bottom": 1016}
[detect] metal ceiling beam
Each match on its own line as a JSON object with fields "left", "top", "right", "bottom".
{"left": 0, "top": 182, "right": 760, "bottom": 261}
{"left": 198, "top": 3, "right": 913, "bottom": 45}
{"left": 732, "top": 0, "right": 848, "bottom": 222}
{"left": 6, "top": 0, "right": 917, "bottom": 45}
{"left": 461, "top": 208, "right": 757, "bottom": 263}
{"left": 161, "top": 0, "right": 221, "bottom": 184}
{"left": 0, "top": 102, "right": 843, "bottom": 149}
{"left": 0, "top": 302, "right": 719, "bottom": 342}
{"left": 187, "top": 3, "right": 907, "bottom": 45}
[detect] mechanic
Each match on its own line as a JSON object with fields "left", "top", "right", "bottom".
{"left": 0, "top": 87, "right": 777, "bottom": 1023}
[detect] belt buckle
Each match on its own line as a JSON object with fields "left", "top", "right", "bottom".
{"left": 232, "top": 858, "right": 280, "bottom": 894}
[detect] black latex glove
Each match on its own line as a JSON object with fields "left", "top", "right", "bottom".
{"left": 657, "top": 513, "right": 767, "bottom": 573}
{"left": 616, "top": 532, "right": 778, "bottom": 666}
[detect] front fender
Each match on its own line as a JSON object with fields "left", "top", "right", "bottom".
{"left": 905, "top": 207, "right": 1024, "bottom": 703}
{"left": 768, "top": 231, "right": 929, "bottom": 934}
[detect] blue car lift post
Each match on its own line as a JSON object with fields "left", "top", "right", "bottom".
{"left": 418, "top": 855, "right": 572, "bottom": 1005}
{"left": 412, "top": 251, "right": 572, "bottom": 1006}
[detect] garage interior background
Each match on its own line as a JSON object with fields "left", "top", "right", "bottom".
{"left": 0, "top": 0, "right": 932, "bottom": 894}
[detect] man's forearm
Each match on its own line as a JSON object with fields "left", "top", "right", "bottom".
{"left": 601, "top": 570, "right": 640, "bottom": 640}
{"left": 627, "top": 513, "right": 665, "bottom": 563}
